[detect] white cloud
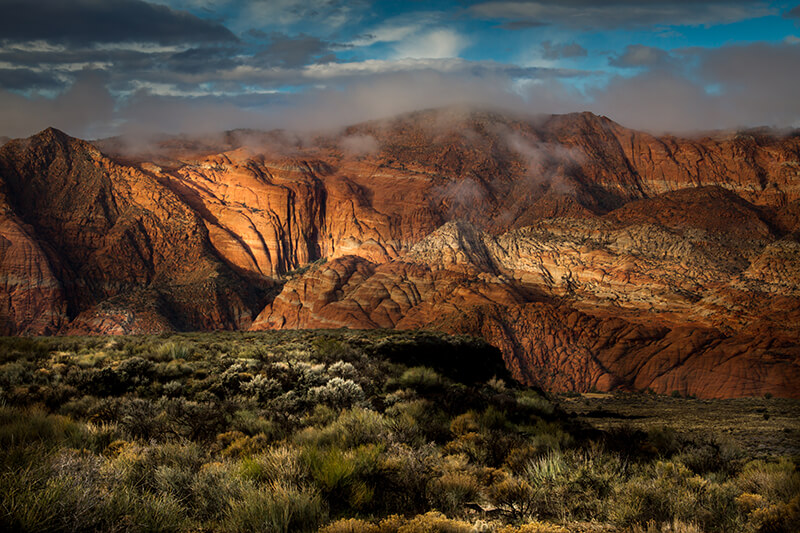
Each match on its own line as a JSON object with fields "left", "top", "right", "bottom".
{"left": 93, "top": 42, "right": 192, "bottom": 53}
{"left": 393, "top": 29, "right": 468, "bottom": 59}
{"left": 302, "top": 58, "right": 470, "bottom": 78}
{"left": 3, "top": 40, "right": 67, "bottom": 53}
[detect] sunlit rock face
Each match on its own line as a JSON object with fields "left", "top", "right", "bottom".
{"left": 2, "top": 108, "right": 799, "bottom": 398}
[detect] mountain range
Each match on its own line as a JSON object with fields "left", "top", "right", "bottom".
{"left": 1, "top": 107, "right": 798, "bottom": 398}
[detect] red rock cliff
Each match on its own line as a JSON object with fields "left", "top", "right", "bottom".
{"left": 2, "top": 109, "right": 798, "bottom": 397}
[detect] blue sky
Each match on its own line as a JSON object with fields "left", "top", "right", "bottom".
{"left": 1, "top": 0, "right": 799, "bottom": 137}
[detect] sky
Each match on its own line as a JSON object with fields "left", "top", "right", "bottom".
{"left": 1, "top": 0, "right": 799, "bottom": 138}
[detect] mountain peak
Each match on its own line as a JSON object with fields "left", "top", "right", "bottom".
{"left": 404, "top": 220, "right": 498, "bottom": 272}
{"left": 33, "top": 127, "right": 72, "bottom": 143}
{"left": 18, "top": 127, "right": 101, "bottom": 158}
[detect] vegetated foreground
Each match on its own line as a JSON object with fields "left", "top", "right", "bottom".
{"left": 1, "top": 331, "right": 798, "bottom": 533}
{"left": 1, "top": 108, "right": 799, "bottom": 399}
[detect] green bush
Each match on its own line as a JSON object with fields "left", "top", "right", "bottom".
{"left": 239, "top": 445, "right": 306, "bottom": 487}
{"left": 398, "top": 367, "right": 442, "bottom": 392}
{"left": 223, "top": 482, "right": 326, "bottom": 533}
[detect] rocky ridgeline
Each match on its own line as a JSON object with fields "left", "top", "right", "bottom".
{"left": 1, "top": 109, "right": 798, "bottom": 397}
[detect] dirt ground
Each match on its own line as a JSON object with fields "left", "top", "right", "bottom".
{"left": 557, "top": 392, "right": 800, "bottom": 459}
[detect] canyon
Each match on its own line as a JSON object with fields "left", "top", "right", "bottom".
{"left": 1, "top": 108, "right": 798, "bottom": 397}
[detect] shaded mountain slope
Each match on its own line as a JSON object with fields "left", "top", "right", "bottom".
{"left": 0, "top": 128, "right": 267, "bottom": 334}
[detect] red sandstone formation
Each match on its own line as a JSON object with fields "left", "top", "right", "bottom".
{"left": 1, "top": 108, "right": 798, "bottom": 397}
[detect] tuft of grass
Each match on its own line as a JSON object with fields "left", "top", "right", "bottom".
{"left": 223, "top": 481, "right": 326, "bottom": 533}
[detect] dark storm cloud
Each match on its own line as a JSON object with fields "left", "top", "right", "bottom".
{"left": 254, "top": 33, "right": 331, "bottom": 68}
{"left": 469, "top": 1, "right": 774, "bottom": 29}
{"left": 785, "top": 5, "right": 800, "bottom": 18}
{"left": 498, "top": 20, "right": 547, "bottom": 30}
{"left": 0, "top": 68, "right": 66, "bottom": 91}
{"left": 0, "top": 42, "right": 244, "bottom": 88}
{"left": 0, "top": 0, "right": 236, "bottom": 45}
{"left": 608, "top": 45, "right": 672, "bottom": 68}
{"left": 541, "top": 41, "right": 587, "bottom": 60}
{"left": 163, "top": 46, "right": 243, "bottom": 74}
{"left": 246, "top": 29, "right": 269, "bottom": 39}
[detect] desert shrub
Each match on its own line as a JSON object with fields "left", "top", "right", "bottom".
{"left": 505, "top": 445, "right": 542, "bottom": 475}
{"left": 313, "top": 338, "right": 359, "bottom": 364}
{"left": 675, "top": 437, "right": 744, "bottom": 476}
{"left": 610, "top": 460, "right": 742, "bottom": 531}
{"left": 497, "top": 522, "right": 569, "bottom": 533}
{"left": 104, "top": 440, "right": 206, "bottom": 495}
{"left": 223, "top": 481, "right": 326, "bottom": 533}
{"left": 328, "top": 361, "right": 359, "bottom": 380}
{"left": 189, "top": 461, "right": 243, "bottom": 521}
{"left": 296, "top": 408, "right": 388, "bottom": 449}
{"left": 647, "top": 427, "right": 682, "bottom": 458}
{"left": 628, "top": 520, "right": 703, "bottom": 533}
{"left": 118, "top": 398, "right": 165, "bottom": 440}
{"left": 302, "top": 444, "right": 382, "bottom": 511}
{"left": 399, "top": 367, "right": 442, "bottom": 392}
{"left": 374, "top": 443, "right": 438, "bottom": 514}
{"left": 122, "top": 490, "right": 189, "bottom": 532}
{"left": 745, "top": 496, "right": 800, "bottom": 533}
{"left": 512, "top": 419, "right": 573, "bottom": 458}
{"left": 231, "top": 409, "right": 275, "bottom": 437}
{"left": 0, "top": 361, "right": 34, "bottom": 388}
{"left": 154, "top": 342, "right": 194, "bottom": 361}
{"left": 450, "top": 412, "right": 480, "bottom": 437}
{"left": 217, "top": 431, "right": 270, "bottom": 458}
{"left": 239, "top": 444, "right": 306, "bottom": 487}
{"left": 116, "top": 356, "right": 155, "bottom": 383}
{"left": 0, "top": 337, "right": 49, "bottom": 364}
{"left": 390, "top": 511, "right": 474, "bottom": 533}
{"left": 386, "top": 400, "right": 450, "bottom": 443}
{"left": 445, "top": 429, "right": 488, "bottom": 464}
{"left": 0, "top": 405, "right": 78, "bottom": 444}
{"left": 386, "top": 408, "right": 425, "bottom": 446}
{"left": 154, "top": 464, "right": 197, "bottom": 507}
{"left": 310, "top": 377, "right": 365, "bottom": 409}
{"left": 1, "top": 454, "right": 189, "bottom": 532}
{"left": 426, "top": 471, "right": 481, "bottom": 515}
{"left": 489, "top": 476, "right": 534, "bottom": 518}
{"left": 0, "top": 469, "right": 104, "bottom": 532}
{"left": 155, "top": 360, "right": 194, "bottom": 381}
{"left": 518, "top": 451, "right": 575, "bottom": 520}
{"left": 516, "top": 392, "right": 555, "bottom": 416}
{"left": 242, "top": 374, "right": 282, "bottom": 403}
{"left": 735, "top": 458, "right": 800, "bottom": 503}
{"left": 267, "top": 390, "right": 304, "bottom": 419}
{"left": 320, "top": 518, "right": 380, "bottom": 533}
{"left": 162, "top": 398, "right": 229, "bottom": 441}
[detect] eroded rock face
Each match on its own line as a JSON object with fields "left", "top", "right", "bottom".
{"left": 252, "top": 196, "right": 800, "bottom": 398}
{"left": 99, "top": 108, "right": 800, "bottom": 281}
{"left": 1, "top": 109, "right": 799, "bottom": 397}
{"left": 0, "top": 128, "right": 266, "bottom": 334}
{"left": 0, "top": 209, "right": 67, "bottom": 335}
